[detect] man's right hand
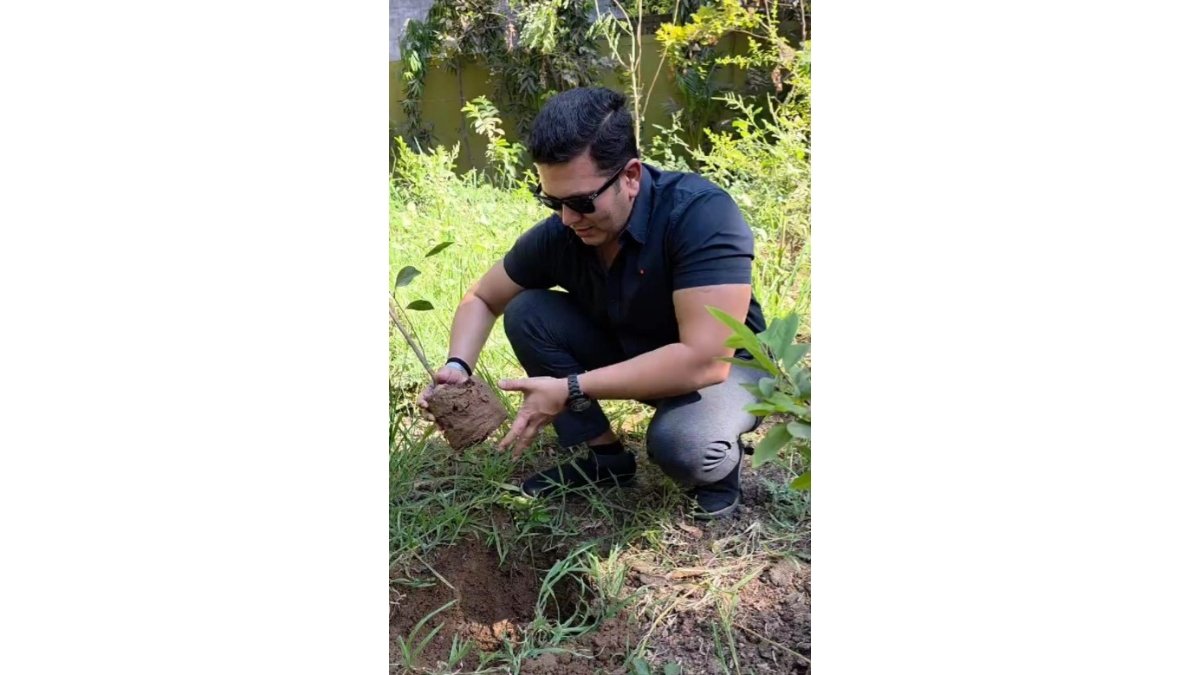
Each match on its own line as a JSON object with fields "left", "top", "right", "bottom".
{"left": 416, "top": 364, "right": 471, "bottom": 410}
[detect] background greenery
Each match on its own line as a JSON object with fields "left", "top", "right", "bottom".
{"left": 392, "top": 0, "right": 809, "bottom": 389}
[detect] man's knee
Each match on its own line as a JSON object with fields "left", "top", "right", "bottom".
{"left": 645, "top": 419, "right": 740, "bottom": 487}
{"left": 503, "top": 289, "right": 555, "bottom": 343}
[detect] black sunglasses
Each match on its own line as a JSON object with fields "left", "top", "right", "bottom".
{"left": 532, "top": 168, "right": 624, "bottom": 214}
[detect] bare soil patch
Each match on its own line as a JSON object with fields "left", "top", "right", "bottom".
{"left": 390, "top": 537, "right": 541, "bottom": 672}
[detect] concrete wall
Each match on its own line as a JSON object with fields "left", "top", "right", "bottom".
{"left": 390, "top": 0, "right": 437, "bottom": 62}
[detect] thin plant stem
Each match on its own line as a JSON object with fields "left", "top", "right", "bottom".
{"left": 643, "top": 0, "right": 682, "bottom": 117}
{"left": 390, "top": 295, "right": 436, "bottom": 379}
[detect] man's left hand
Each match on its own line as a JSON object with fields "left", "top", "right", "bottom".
{"left": 497, "top": 376, "right": 569, "bottom": 455}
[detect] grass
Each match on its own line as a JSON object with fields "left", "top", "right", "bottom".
{"left": 395, "top": 599, "right": 458, "bottom": 671}
{"left": 390, "top": 127, "right": 810, "bottom": 673}
{"left": 390, "top": 409, "right": 810, "bottom": 672}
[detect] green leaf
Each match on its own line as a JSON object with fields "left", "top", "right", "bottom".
{"left": 782, "top": 342, "right": 810, "bottom": 370}
{"left": 757, "top": 377, "right": 776, "bottom": 398}
{"left": 718, "top": 356, "right": 771, "bottom": 373}
{"left": 763, "top": 313, "right": 799, "bottom": 360}
{"left": 723, "top": 334, "right": 752, "bottom": 351}
{"left": 787, "top": 421, "right": 810, "bottom": 440}
{"left": 424, "top": 241, "right": 453, "bottom": 257}
{"left": 769, "top": 391, "right": 809, "bottom": 418}
{"left": 778, "top": 312, "right": 801, "bottom": 350}
{"left": 663, "top": 664, "right": 683, "bottom": 675}
{"left": 631, "top": 658, "right": 651, "bottom": 675}
{"left": 752, "top": 424, "right": 792, "bottom": 468}
{"left": 746, "top": 347, "right": 781, "bottom": 376}
{"left": 759, "top": 317, "right": 782, "bottom": 356}
{"left": 407, "top": 300, "right": 434, "bottom": 311}
{"left": 790, "top": 471, "right": 810, "bottom": 491}
{"left": 708, "top": 306, "right": 756, "bottom": 343}
{"left": 394, "top": 266, "right": 420, "bottom": 289}
{"left": 744, "top": 402, "right": 778, "bottom": 417}
{"left": 708, "top": 306, "right": 780, "bottom": 375}
{"left": 795, "top": 369, "right": 811, "bottom": 399}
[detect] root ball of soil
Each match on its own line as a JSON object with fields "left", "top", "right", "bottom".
{"left": 426, "top": 376, "right": 507, "bottom": 450}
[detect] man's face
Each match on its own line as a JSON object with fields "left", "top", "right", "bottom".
{"left": 535, "top": 153, "right": 642, "bottom": 250}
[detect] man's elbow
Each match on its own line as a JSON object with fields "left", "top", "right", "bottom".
{"left": 462, "top": 288, "right": 500, "bottom": 317}
{"left": 693, "top": 358, "right": 733, "bottom": 390}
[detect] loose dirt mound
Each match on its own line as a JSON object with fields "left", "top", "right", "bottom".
{"left": 390, "top": 538, "right": 540, "bottom": 672}
{"left": 425, "top": 377, "right": 507, "bottom": 450}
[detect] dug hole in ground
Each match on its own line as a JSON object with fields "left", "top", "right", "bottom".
{"left": 391, "top": 407, "right": 811, "bottom": 675}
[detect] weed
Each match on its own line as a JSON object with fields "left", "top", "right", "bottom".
{"left": 395, "top": 599, "right": 458, "bottom": 671}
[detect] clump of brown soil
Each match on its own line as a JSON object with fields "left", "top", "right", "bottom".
{"left": 390, "top": 537, "right": 542, "bottom": 673}
{"left": 425, "top": 376, "right": 507, "bottom": 450}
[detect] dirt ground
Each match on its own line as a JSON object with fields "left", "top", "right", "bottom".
{"left": 390, "top": 537, "right": 541, "bottom": 670}
{"left": 391, "top": 456, "right": 810, "bottom": 674}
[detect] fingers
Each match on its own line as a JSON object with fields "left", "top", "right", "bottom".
{"left": 514, "top": 421, "right": 540, "bottom": 453}
{"left": 416, "top": 382, "right": 439, "bottom": 409}
{"left": 420, "top": 367, "right": 469, "bottom": 410}
{"left": 435, "top": 366, "right": 468, "bottom": 385}
{"left": 498, "top": 378, "right": 528, "bottom": 392}
{"left": 500, "top": 413, "right": 547, "bottom": 457}
{"left": 499, "top": 411, "right": 547, "bottom": 452}
{"left": 499, "top": 415, "right": 527, "bottom": 451}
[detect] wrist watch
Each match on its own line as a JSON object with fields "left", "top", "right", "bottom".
{"left": 566, "top": 373, "right": 592, "bottom": 412}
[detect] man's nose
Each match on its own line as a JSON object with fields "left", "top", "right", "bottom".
{"left": 561, "top": 205, "right": 583, "bottom": 225}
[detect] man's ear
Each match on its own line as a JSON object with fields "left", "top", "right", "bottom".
{"left": 624, "top": 159, "right": 642, "bottom": 198}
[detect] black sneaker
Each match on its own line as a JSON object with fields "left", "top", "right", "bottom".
{"left": 519, "top": 449, "right": 637, "bottom": 499}
{"left": 689, "top": 442, "right": 744, "bottom": 520}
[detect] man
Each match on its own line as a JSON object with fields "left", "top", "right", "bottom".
{"left": 417, "top": 86, "right": 765, "bottom": 519}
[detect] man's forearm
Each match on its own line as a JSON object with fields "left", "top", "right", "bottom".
{"left": 577, "top": 343, "right": 730, "bottom": 401}
{"left": 446, "top": 293, "right": 498, "bottom": 368}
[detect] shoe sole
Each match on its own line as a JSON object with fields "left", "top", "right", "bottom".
{"left": 691, "top": 493, "right": 741, "bottom": 520}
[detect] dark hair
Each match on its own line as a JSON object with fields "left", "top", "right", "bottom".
{"left": 528, "top": 87, "right": 639, "bottom": 175}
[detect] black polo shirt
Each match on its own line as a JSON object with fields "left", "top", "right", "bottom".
{"left": 503, "top": 163, "right": 766, "bottom": 360}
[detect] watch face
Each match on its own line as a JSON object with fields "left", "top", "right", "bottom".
{"left": 570, "top": 397, "right": 592, "bottom": 412}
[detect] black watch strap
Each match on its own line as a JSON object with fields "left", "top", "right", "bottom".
{"left": 445, "top": 357, "right": 472, "bottom": 377}
{"left": 567, "top": 373, "right": 585, "bottom": 401}
{"left": 566, "top": 373, "right": 592, "bottom": 412}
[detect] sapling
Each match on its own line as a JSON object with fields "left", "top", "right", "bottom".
{"left": 392, "top": 241, "right": 506, "bottom": 450}
{"left": 708, "top": 306, "right": 811, "bottom": 490}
